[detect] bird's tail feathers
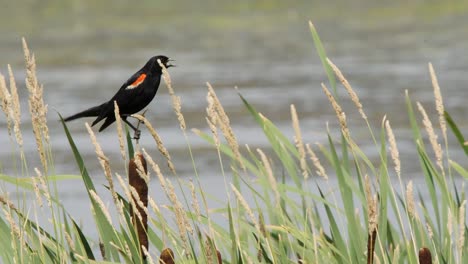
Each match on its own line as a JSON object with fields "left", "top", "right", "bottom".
{"left": 63, "top": 103, "right": 107, "bottom": 122}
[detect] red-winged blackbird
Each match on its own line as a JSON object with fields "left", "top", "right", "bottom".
{"left": 64, "top": 55, "right": 174, "bottom": 135}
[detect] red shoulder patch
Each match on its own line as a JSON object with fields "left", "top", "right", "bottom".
{"left": 126, "top": 73, "right": 147, "bottom": 90}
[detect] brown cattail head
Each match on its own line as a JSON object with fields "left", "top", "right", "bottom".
{"left": 159, "top": 248, "right": 175, "bottom": 264}
{"left": 418, "top": 247, "right": 432, "bottom": 264}
{"left": 129, "top": 153, "right": 149, "bottom": 256}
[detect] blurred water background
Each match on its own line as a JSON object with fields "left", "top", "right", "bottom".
{"left": 0, "top": 0, "right": 467, "bottom": 230}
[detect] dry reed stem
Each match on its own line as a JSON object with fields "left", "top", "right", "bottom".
{"left": 305, "top": 143, "right": 328, "bottom": 179}
{"left": 113, "top": 101, "right": 126, "bottom": 162}
{"left": 23, "top": 39, "right": 50, "bottom": 171}
{"left": 132, "top": 114, "right": 176, "bottom": 174}
{"left": 327, "top": 58, "right": 367, "bottom": 120}
{"left": 158, "top": 59, "right": 186, "bottom": 131}
{"left": 257, "top": 148, "right": 280, "bottom": 205}
{"left": 291, "top": 104, "right": 308, "bottom": 179}
{"left": 231, "top": 183, "right": 260, "bottom": 232}
{"left": 428, "top": 63, "right": 447, "bottom": 144}
{"left": 207, "top": 82, "right": 244, "bottom": 170}
{"left": 385, "top": 120, "right": 401, "bottom": 178}
{"left": 321, "top": 83, "right": 351, "bottom": 140}
{"left": 416, "top": 102, "right": 444, "bottom": 172}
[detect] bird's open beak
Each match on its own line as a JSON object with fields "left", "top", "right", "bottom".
{"left": 166, "top": 58, "right": 176, "bottom": 68}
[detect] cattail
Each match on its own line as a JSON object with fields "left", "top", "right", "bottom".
{"left": 327, "top": 58, "right": 367, "bottom": 120}
{"left": 417, "top": 102, "right": 443, "bottom": 172}
{"left": 306, "top": 143, "right": 328, "bottom": 179}
{"left": 132, "top": 114, "right": 176, "bottom": 174}
{"left": 129, "top": 153, "right": 149, "bottom": 255}
{"left": 321, "top": 83, "right": 350, "bottom": 140}
{"left": 159, "top": 248, "right": 175, "bottom": 264}
{"left": 418, "top": 247, "right": 432, "bottom": 264}
{"left": 291, "top": 104, "right": 308, "bottom": 179}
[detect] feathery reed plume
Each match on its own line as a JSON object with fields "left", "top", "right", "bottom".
{"left": 428, "top": 63, "right": 447, "bottom": 143}
{"left": 426, "top": 223, "right": 433, "bottom": 240}
{"left": 418, "top": 247, "right": 432, "bottom": 264}
{"left": 327, "top": 58, "right": 367, "bottom": 120}
{"left": 321, "top": 83, "right": 350, "bottom": 140}
{"left": 158, "top": 59, "right": 186, "bottom": 131}
{"left": 113, "top": 101, "right": 126, "bottom": 162}
{"left": 306, "top": 143, "right": 328, "bottom": 179}
{"left": 34, "top": 167, "right": 51, "bottom": 207}
{"left": 257, "top": 149, "right": 280, "bottom": 204}
{"left": 385, "top": 120, "right": 401, "bottom": 178}
{"left": 231, "top": 183, "right": 260, "bottom": 232}
{"left": 132, "top": 114, "right": 176, "bottom": 174}
{"left": 159, "top": 248, "right": 175, "bottom": 264}
{"left": 166, "top": 179, "right": 191, "bottom": 254}
{"left": 31, "top": 176, "right": 43, "bottom": 208}
{"left": 23, "top": 38, "right": 49, "bottom": 171}
{"left": 368, "top": 194, "right": 378, "bottom": 234}
{"left": 405, "top": 181, "right": 415, "bottom": 219}
{"left": 204, "top": 237, "right": 216, "bottom": 264}
{"left": 142, "top": 149, "right": 167, "bottom": 191}
{"left": 206, "top": 91, "right": 221, "bottom": 147}
{"left": 457, "top": 200, "right": 466, "bottom": 260}
{"left": 207, "top": 82, "right": 244, "bottom": 170}
{"left": 8, "top": 65, "right": 22, "bottom": 147}
{"left": 129, "top": 153, "right": 149, "bottom": 255}
{"left": 85, "top": 123, "right": 118, "bottom": 203}
{"left": 416, "top": 102, "right": 443, "bottom": 172}
{"left": 0, "top": 74, "right": 13, "bottom": 136}
{"left": 142, "top": 246, "right": 155, "bottom": 264}
{"left": 89, "top": 190, "right": 112, "bottom": 225}
{"left": 448, "top": 209, "right": 453, "bottom": 237}
{"left": 64, "top": 230, "right": 76, "bottom": 252}
{"left": 291, "top": 104, "right": 308, "bottom": 179}
{"left": 189, "top": 179, "right": 201, "bottom": 221}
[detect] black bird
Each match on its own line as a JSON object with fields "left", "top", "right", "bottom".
{"left": 64, "top": 55, "right": 174, "bottom": 136}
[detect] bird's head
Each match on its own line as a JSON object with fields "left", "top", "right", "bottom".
{"left": 154, "top": 55, "right": 175, "bottom": 69}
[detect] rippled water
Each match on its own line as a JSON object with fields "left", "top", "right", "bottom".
{"left": 1, "top": 2, "right": 467, "bottom": 209}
